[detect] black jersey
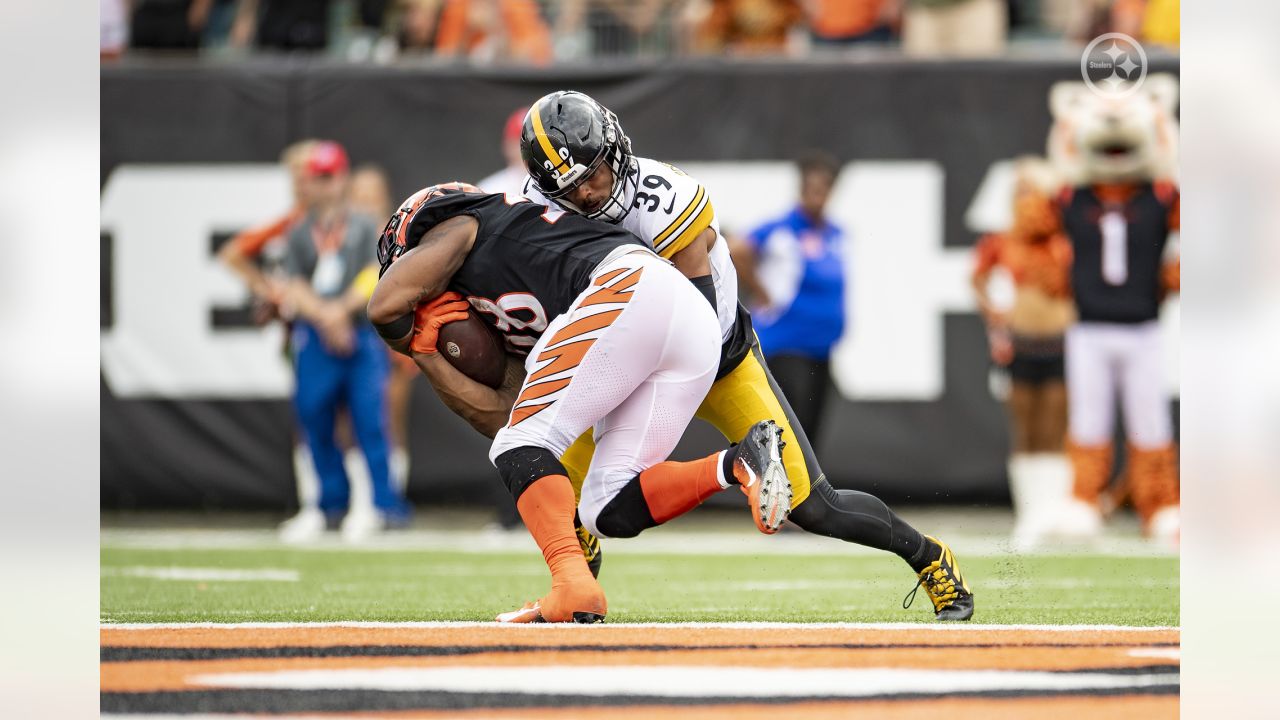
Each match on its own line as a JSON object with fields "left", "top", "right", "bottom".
{"left": 1061, "top": 182, "right": 1177, "bottom": 324}
{"left": 405, "top": 191, "right": 647, "bottom": 352}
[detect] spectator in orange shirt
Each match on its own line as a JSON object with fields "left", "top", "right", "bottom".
{"left": 219, "top": 139, "right": 317, "bottom": 316}
{"left": 433, "top": 0, "right": 552, "bottom": 64}
{"left": 806, "top": 0, "right": 896, "bottom": 47}
{"left": 691, "top": 0, "right": 803, "bottom": 55}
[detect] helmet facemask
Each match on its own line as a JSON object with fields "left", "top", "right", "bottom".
{"left": 578, "top": 124, "right": 637, "bottom": 224}
{"left": 528, "top": 94, "right": 638, "bottom": 224}
{"left": 577, "top": 105, "right": 636, "bottom": 223}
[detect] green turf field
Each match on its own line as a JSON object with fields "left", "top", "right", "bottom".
{"left": 100, "top": 545, "right": 1178, "bottom": 626}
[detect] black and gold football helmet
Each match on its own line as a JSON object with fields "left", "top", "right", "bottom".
{"left": 520, "top": 90, "right": 637, "bottom": 223}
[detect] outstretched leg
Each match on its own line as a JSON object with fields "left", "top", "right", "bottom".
{"left": 699, "top": 345, "right": 972, "bottom": 619}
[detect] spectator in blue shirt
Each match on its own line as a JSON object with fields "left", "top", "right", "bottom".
{"left": 279, "top": 141, "right": 412, "bottom": 541}
{"left": 732, "top": 152, "right": 845, "bottom": 446}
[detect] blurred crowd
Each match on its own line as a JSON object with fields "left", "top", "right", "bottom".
{"left": 101, "top": 0, "right": 1179, "bottom": 63}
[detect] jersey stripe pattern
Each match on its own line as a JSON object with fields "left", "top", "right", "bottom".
{"left": 652, "top": 185, "right": 714, "bottom": 256}
{"left": 508, "top": 267, "right": 643, "bottom": 426}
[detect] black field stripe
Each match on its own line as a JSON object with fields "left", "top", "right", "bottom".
{"left": 102, "top": 641, "right": 1180, "bottom": 663}
{"left": 100, "top": 684, "right": 1181, "bottom": 714}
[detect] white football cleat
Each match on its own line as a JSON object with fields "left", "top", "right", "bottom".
{"left": 1147, "top": 505, "right": 1180, "bottom": 549}
{"left": 340, "top": 505, "right": 386, "bottom": 543}
{"left": 1051, "top": 498, "right": 1104, "bottom": 540}
{"left": 279, "top": 507, "right": 326, "bottom": 544}
{"left": 1008, "top": 453, "right": 1075, "bottom": 551}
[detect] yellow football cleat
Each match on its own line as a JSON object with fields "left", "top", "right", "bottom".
{"left": 903, "top": 535, "right": 974, "bottom": 621}
{"left": 575, "top": 517, "right": 603, "bottom": 579}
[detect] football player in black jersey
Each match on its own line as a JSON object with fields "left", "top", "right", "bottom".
{"left": 368, "top": 183, "right": 793, "bottom": 623}
{"left": 519, "top": 91, "right": 974, "bottom": 621}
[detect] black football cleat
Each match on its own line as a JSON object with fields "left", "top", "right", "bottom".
{"left": 903, "top": 535, "right": 974, "bottom": 621}
{"left": 731, "top": 420, "right": 793, "bottom": 534}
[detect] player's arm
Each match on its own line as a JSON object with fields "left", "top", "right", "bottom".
{"left": 414, "top": 352, "right": 524, "bottom": 439}
{"left": 969, "top": 234, "right": 1013, "bottom": 365}
{"left": 727, "top": 233, "right": 771, "bottom": 309}
{"left": 367, "top": 215, "right": 478, "bottom": 355}
{"left": 218, "top": 215, "right": 291, "bottom": 301}
{"left": 668, "top": 226, "right": 717, "bottom": 308}
{"left": 970, "top": 235, "right": 1003, "bottom": 324}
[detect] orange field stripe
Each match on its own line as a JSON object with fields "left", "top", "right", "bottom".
{"left": 320, "top": 696, "right": 1178, "bottom": 720}
{"left": 101, "top": 644, "right": 1178, "bottom": 693}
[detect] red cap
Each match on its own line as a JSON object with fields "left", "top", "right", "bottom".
{"left": 503, "top": 108, "right": 526, "bottom": 142}
{"left": 307, "top": 141, "right": 349, "bottom": 176}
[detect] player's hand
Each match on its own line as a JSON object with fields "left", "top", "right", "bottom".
{"left": 987, "top": 326, "right": 1013, "bottom": 366}
{"left": 410, "top": 291, "right": 471, "bottom": 355}
{"left": 316, "top": 303, "right": 355, "bottom": 356}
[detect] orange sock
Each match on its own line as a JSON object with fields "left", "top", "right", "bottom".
{"left": 638, "top": 452, "right": 726, "bottom": 524}
{"left": 516, "top": 475, "right": 593, "bottom": 582}
{"left": 515, "top": 474, "right": 605, "bottom": 622}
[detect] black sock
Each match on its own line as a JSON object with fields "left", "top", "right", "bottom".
{"left": 721, "top": 445, "right": 739, "bottom": 485}
{"left": 906, "top": 534, "right": 940, "bottom": 573}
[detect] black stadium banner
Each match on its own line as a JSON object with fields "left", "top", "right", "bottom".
{"left": 101, "top": 57, "right": 1179, "bottom": 510}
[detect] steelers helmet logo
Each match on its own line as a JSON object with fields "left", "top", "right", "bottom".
{"left": 1081, "top": 33, "right": 1148, "bottom": 98}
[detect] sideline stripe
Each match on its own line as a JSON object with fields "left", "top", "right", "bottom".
{"left": 100, "top": 685, "right": 1180, "bottom": 716}
{"left": 187, "top": 665, "right": 1178, "bottom": 697}
{"left": 102, "top": 621, "right": 1179, "bottom": 631}
{"left": 101, "top": 643, "right": 1180, "bottom": 663}
{"left": 102, "top": 567, "right": 300, "bottom": 582}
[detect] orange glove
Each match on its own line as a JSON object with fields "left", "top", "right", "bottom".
{"left": 410, "top": 291, "right": 471, "bottom": 355}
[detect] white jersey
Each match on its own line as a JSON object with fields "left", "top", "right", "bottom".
{"left": 523, "top": 156, "right": 737, "bottom": 344}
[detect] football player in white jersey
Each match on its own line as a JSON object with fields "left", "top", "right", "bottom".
{"left": 519, "top": 91, "right": 974, "bottom": 621}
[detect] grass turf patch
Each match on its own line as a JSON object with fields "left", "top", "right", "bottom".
{"left": 101, "top": 545, "right": 1177, "bottom": 626}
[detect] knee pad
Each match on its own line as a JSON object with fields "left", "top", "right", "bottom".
{"left": 493, "top": 446, "right": 567, "bottom": 502}
{"left": 587, "top": 476, "right": 655, "bottom": 540}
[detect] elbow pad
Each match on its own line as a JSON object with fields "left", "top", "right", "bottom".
{"left": 690, "top": 274, "right": 716, "bottom": 310}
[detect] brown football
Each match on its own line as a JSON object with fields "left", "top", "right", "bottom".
{"left": 437, "top": 306, "right": 506, "bottom": 388}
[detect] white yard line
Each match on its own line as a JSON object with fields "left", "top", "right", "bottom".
{"left": 101, "top": 620, "right": 1178, "bottom": 632}
{"left": 100, "top": 527, "right": 1178, "bottom": 558}
{"left": 189, "top": 665, "right": 1179, "bottom": 696}
{"left": 102, "top": 567, "right": 300, "bottom": 582}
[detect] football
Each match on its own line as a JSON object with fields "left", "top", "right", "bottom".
{"left": 437, "top": 306, "right": 506, "bottom": 388}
